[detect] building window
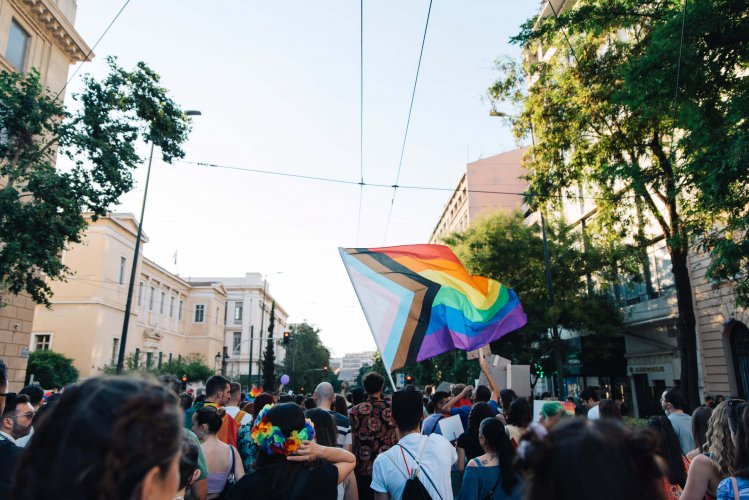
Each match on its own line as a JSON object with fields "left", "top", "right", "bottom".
{"left": 194, "top": 304, "right": 205, "bottom": 323}
{"left": 169, "top": 296, "right": 175, "bottom": 318}
{"left": 34, "top": 334, "right": 51, "bottom": 351}
{"left": 234, "top": 302, "right": 243, "bottom": 323}
{"left": 5, "top": 20, "right": 29, "bottom": 70}
{"left": 178, "top": 299, "right": 183, "bottom": 320}
{"left": 160, "top": 291, "right": 165, "bottom": 314}
{"left": 137, "top": 282, "right": 144, "bottom": 306}
{"left": 233, "top": 331, "right": 242, "bottom": 354}
{"left": 118, "top": 256, "right": 127, "bottom": 284}
{"left": 111, "top": 338, "right": 119, "bottom": 364}
{"left": 149, "top": 286, "right": 155, "bottom": 311}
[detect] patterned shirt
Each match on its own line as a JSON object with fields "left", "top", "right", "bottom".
{"left": 349, "top": 397, "right": 397, "bottom": 477}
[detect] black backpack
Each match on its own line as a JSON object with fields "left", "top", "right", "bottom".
{"left": 387, "top": 437, "right": 443, "bottom": 500}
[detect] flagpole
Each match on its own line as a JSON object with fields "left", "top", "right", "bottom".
{"left": 338, "top": 248, "right": 398, "bottom": 393}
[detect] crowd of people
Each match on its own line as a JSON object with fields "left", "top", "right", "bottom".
{"left": 1, "top": 352, "right": 749, "bottom": 499}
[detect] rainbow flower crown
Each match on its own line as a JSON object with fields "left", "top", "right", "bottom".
{"left": 251, "top": 404, "right": 315, "bottom": 456}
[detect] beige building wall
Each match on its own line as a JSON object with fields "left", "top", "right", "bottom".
{"left": 0, "top": 0, "right": 90, "bottom": 390}
{"left": 430, "top": 148, "right": 529, "bottom": 243}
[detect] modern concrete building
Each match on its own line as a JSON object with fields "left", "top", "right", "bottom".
{"left": 30, "top": 214, "right": 291, "bottom": 386}
{"left": 338, "top": 351, "right": 376, "bottom": 382}
{"left": 429, "top": 148, "right": 529, "bottom": 244}
{"left": 0, "top": 0, "right": 91, "bottom": 390}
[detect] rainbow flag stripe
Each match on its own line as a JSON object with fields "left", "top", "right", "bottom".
{"left": 339, "top": 244, "right": 527, "bottom": 372}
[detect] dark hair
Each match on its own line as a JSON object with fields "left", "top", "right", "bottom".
{"left": 3, "top": 393, "right": 30, "bottom": 418}
{"left": 692, "top": 405, "right": 713, "bottom": 454}
{"left": 599, "top": 399, "right": 622, "bottom": 420}
{"left": 363, "top": 372, "right": 385, "bottom": 395}
{"left": 279, "top": 394, "right": 294, "bottom": 404}
{"left": 351, "top": 387, "right": 366, "bottom": 405}
{"left": 295, "top": 394, "right": 305, "bottom": 406}
{"left": 13, "top": 377, "right": 181, "bottom": 500}
{"left": 205, "top": 375, "right": 230, "bottom": 398}
{"left": 499, "top": 389, "right": 517, "bottom": 414}
{"left": 179, "top": 434, "right": 200, "bottom": 492}
{"left": 0, "top": 358, "right": 7, "bottom": 387}
{"left": 179, "top": 393, "right": 193, "bottom": 412}
{"left": 733, "top": 402, "right": 749, "bottom": 479}
{"left": 334, "top": 394, "right": 348, "bottom": 418}
{"left": 157, "top": 375, "right": 182, "bottom": 396}
{"left": 254, "top": 404, "right": 307, "bottom": 498}
{"left": 580, "top": 389, "right": 599, "bottom": 402}
{"left": 518, "top": 418, "right": 663, "bottom": 500}
{"left": 474, "top": 385, "right": 491, "bottom": 403}
{"left": 431, "top": 391, "right": 449, "bottom": 409}
{"left": 20, "top": 385, "right": 44, "bottom": 407}
{"left": 392, "top": 389, "right": 423, "bottom": 433}
{"left": 648, "top": 415, "right": 686, "bottom": 487}
{"left": 304, "top": 397, "right": 315, "bottom": 410}
{"left": 480, "top": 417, "right": 518, "bottom": 495}
{"left": 229, "top": 382, "right": 242, "bottom": 398}
{"left": 32, "top": 395, "right": 58, "bottom": 426}
{"left": 252, "top": 393, "right": 275, "bottom": 421}
{"left": 662, "top": 389, "right": 687, "bottom": 412}
{"left": 195, "top": 394, "right": 206, "bottom": 404}
{"left": 306, "top": 408, "right": 338, "bottom": 448}
{"left": 468, "top": 402, "right": 496, "bottom": 435}
{"left": 194, "top": 406, "right": 224, "bottom": 434}
{"left": 507, "top": 397, "right": 531, "bottom": 428}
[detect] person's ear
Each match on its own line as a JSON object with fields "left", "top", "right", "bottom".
{"left": 139, "top": 465, "right": 161, "bottom": 500}
{"left": 191, "top": 468, "right": 201, "bottom": 484}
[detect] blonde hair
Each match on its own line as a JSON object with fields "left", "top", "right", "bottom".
{"left": 706, "top": 402, "right": 736, "bottom": 477}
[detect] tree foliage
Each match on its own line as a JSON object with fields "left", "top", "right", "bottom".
{"left": 262, "top": 302, "right": 277, "bottom": 391}
{"left": 0, "top": 57, "right": 192, "bottom": 305}
{"left": 281, "top": 321, "right": 331, "bottom": 393}
{"left": 101, "top": 353, "right": 213, "bottom": 382}
{"left": 25, "top": 350, "right": 79, "bottom": 389}
{"left": 488, "top": 0, "right": 748, "bottom": 408}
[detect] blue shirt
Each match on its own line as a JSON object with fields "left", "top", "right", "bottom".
{"left": 457, "top": 463, "right": 523, "bottom": 500}
{"left": 717, "top": 477, "right": 749, "bottom": 499}
{"left": 450, "top": 400, "right": 499, "bottom": 430}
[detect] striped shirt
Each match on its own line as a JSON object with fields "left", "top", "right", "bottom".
{"left": 328, "top": 410, "right": 351, "bottom": 447}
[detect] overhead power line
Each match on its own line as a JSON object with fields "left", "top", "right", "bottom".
{"left": 383, "top": 0, "right": 434, "bottom": 244}
{"left": 356, "top": 0, "right": 364, "bottom": 245}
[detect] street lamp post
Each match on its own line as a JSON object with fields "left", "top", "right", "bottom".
{"left": 250, "top": 272, "right": 282, "bottom": 386}
{"left": 116, "top": 110, "right": 202, "bottom": 374}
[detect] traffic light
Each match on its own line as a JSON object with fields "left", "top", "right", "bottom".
{"left": 282, "top": 331, "right": 290, "bottom": 345}
{"left": 405, "top": 374, "right": 412, "bottom": 383}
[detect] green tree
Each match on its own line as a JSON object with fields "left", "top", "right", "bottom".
{"left": 488, "top": 0, "right": 749, "bottom": 408}
{"left": 282, "top": 321, "right": 330, "bottom": 393}
{"left": 101, "top": 353, "right": 212, "bottom": 382}
{"left": 262, "top": 301, "right": 276, "bottom": 391}
{"left": 0, "top": 57, "right": 191, "bottom": 305}
{"left": 444, "top": 211, "right": 632, "bottom": 395}
{"left": 25, "top": 350, "right": 78, "bottom": 388}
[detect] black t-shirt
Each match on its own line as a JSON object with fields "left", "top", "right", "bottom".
{"left": 226, "top": 463, "right": 338, "bottom": 500}
{"left": 0, "top": 438, "right": 22, "bottom": 497}
{"left": 456, "top": 431, "right": 484, "bottom": 461}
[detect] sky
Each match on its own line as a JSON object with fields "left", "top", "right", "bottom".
{"left": 65, "top": 1, "right": 539, "bottom": 356}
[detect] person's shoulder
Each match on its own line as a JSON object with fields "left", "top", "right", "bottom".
{"left": 331, "top": 411, "right": 350, "bottom": 426}
{"left": 0, "top": 439, "right": 21, "bottom": 461}
{"left": 228, "top": 470, "right": 268, "bottom": 497}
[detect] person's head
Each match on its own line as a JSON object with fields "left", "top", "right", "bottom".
{"left": 178, "top": 393, "right": 193, "bottom": 412}
{"left": 507, "top": 397, "right": 531, "bottom": 429}
{"left": 313, "top": 382, "right": 335, "bottom": 409}
{"left": 304, "top": 397, "right": 315, "bottom": 410}
{"left": 192, "top": 406, "right": 224, "bottom": 440}
{"left": 251, "top": 393, "right": 274, "bottom": 421}
{"left": 305, "top": 408, "right": 338, "bottom": 448}
{"left": 473, "top": 385, "right": 491, "bottom": 403}
{"left": 178, "top": 433, "right": 201, "bottom": 494}
{"left": 539, "top": 402, "right": 566, "bottom": 429}
{"left": 19, "top": 384, "right": 44, "bottom": 411}
{"left": 451, "top": 383, "right": 466, "bottom": 398}
{"left": 424, "top": 385, "right": 434, "bottom": 397}
{"left": 392, "top": 388, "right": 424, "bottom": 435}
{"left": 0, "top": 359, "right": 7, "bottom": 417}
{"left": 252, "top": 403, "right": 315, "bottom": 498}
{"left": 430, "top": 391, "right": 450, "bottom": 414}
{"left": 279, "top": 394, "right": 294, "bottom": 404}
{"left": 468, "top": 402, "right": 497, "bottom": 435}
{"left": 661, "top": 389, "right": 687, "bottom": 415}
{"left": 334, "top": 394, "right": 348, "bottom": 417}
{"left": 705, "top": 395, "right": 715, "bottom": 408}
{"left": 599, "top": 399, "right": 622, "bottom": 421}
{"left": 579, "top": 389, "right": 599, "bottom": 409}
{"left": 716, "top": 395, "right": 725, "bottom": 404}
{"left": 204, "top": 375, "right": 231, "bottom": 405}
{"left": 1, "top": 393, "right": 34, "bottom": 439}
{"left": 228, "top": 382, "right": 242, "bottom": 406}
{"left": 351, "top": 386, "right": 366, "bottom": 405}
{"left": 729, "top": 400, "right": 749, "bottom": 479}
{"left": 294, "top": 394, "right": 305, "bottom": 407}
{"left": 518, "top": 418, "right": 663, "bottom": 500}
{"left": 14, "top": 377, "right": 182, "bottom": 500}
{"left": 691, "top": 405, "right": 713, "bottom": 454}
{"left": 648, "top": 415, "right": 687, "bottom": 487}
{"left": 157, "top": 375, "right": 182, "bottom": 398}
{"left": 479, "top": 417, "right": 519, "bottom": 495}
{"left": 363, "top": 372, "right": 385, "bottom": 396}
{"left": 500, "top": 388, "right": 517, "bottom": 413}
{"left": 705, "top": 401, "right": 737, "bottom": 477}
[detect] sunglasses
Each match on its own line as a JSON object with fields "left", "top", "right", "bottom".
{"left": 10, "top": 411, "right": 35, "bottom": 420}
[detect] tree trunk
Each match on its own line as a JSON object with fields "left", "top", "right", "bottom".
{"left": 552, "top": 326, "right": 565, "bottom": 399}
{"left": 670, "top": 247, "right": 700, "bottom": 410}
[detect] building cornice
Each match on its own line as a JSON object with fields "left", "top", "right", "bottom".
{"left": 13, "top": 0, "right": 92, "bottom": 63}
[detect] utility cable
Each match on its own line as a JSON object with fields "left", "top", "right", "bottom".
{"left": 356, "top": 0, "right": 364, "bottom": 245}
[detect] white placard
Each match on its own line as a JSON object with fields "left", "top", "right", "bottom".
{"left": 438, "top": 414, "right": 465, "bottom": 441}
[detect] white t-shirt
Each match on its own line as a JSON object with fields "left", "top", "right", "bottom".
{"left": 225, "top": 406, "right": 253, "bottom": 426}
{"left": 371, "top": 432, "right": 457, "bottom": 500}
{"left": 587, "top": 404, "right": 600, "bottom": 420}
